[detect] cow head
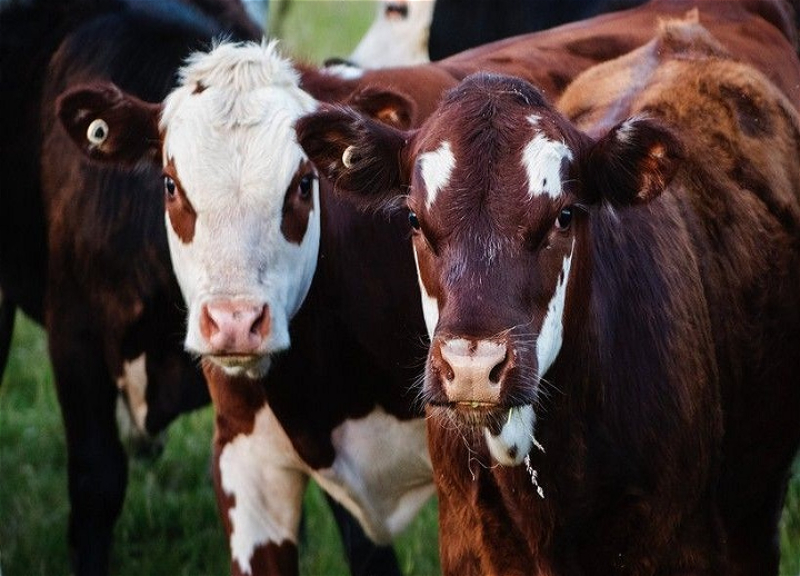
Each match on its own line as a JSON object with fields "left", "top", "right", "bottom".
{"left": 57, "top": 41, "right": 412, "bottom": 379}
{"left": 297, "top": 73, "right": 680, "bottom": 465}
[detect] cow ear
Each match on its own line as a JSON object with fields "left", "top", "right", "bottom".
{"left": 56, "top": 82, "right": 162, "bottom": 166}
{"left": 345, "top": 86, "right": 416, "bottom": 129}
{"left": 586, "top": 117, "right": 682, "bottom": 206}
{"left": 296, "top": 106, "right": 411, "bottom": 211}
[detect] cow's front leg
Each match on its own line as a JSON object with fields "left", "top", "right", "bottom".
{"left": 207, "top": 369, "right": 307, "bottom": 576}
{"left": 48, "top": 311, "right": 126, "bottom": 576}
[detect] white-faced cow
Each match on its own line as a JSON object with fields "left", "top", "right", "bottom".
{"left": 297, "top": 13, "right": 800, "bottom": 576}
{"left": 0, "top": 1, "right": 395, "bottom": 575}
{"left": 56, "top": 1, "right": 800, "bottom": 575}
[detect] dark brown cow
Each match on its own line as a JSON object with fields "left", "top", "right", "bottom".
{"left": 0, "top": 2, "right": 260, "bottom": 574}
{"left": 56, "top": 1, "right": 800, "bottom": 575}
{"left": 297, "top": 13, "right": 800, "bottom": 576}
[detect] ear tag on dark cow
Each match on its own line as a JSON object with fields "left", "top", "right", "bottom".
{"left": 86, "top": 118, "right": 109, "bottom": 146}
{"left": 342, "top": 145, "right": 356, "bottom": 168}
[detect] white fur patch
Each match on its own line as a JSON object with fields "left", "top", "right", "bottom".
{"left": 484, "top": 404, "right": 536, "bottom": 466}
{"left": 412, "top": 246, "right": 438, "bottom": 339}
{"left": 522, "top": 118, "right": 573, "bottom": 199}
{"left": 219, "top": 403, "right": 307, "bottom": 575}
{"left": 419, "top": 141, "right": 455, "bottom": 210}
{"left": 536, "top": 243, "right": 574, "bottom": 377}
{"left": 312, "top": 408, "right": 433, "bottom": 544}
{"left": 115, "top": 354, "right": 148, "bottom": 433}
{"left": 322, "top": 63, "right": 364, "bottom": 80}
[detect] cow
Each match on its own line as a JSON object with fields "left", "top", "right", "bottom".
{"left": 296, "top": 12, "right": 800, "bottom": 576}
{"left": 0, "top": 1, "right": 396, "bottom": 575}
{"left": 55, "top": 1, "right": 800, "bottom": 574}
{"left": 349, "top": 0, "right": 434, "bottom": 67}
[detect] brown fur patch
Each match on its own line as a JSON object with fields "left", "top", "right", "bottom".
{"left": 280, "top": 161, "right": 315, "bottom": 245}
{"left": 163, "top": 161, "right": 196, "bottom": 244}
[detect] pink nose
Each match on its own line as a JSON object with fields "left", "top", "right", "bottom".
{"left": 199, "top": 300, "right": 270, "bottom": 355}
{"left": 433, "top": 338, "right": 509, "bottom": 404}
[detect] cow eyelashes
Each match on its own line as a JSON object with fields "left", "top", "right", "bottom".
{"left": 164, "top": 176, "right": 177, "bottom": 199}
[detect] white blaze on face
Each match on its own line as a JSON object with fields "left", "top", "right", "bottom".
{"left": 412, "top": 246, "right": 438, "bottom": 339}
{"left": 219, "top": 404, "right": 307, "bottom": 574}
{"left": 160, "top": 42, "right": 320, "bottom": 372}
{"left": 522, "top": 116, "right": 573, "bottom": 199}
{"left": 536, "top": 242, "right": 575, "bottom": 378}
{"left": 420, "top": 140, "right": 455, "bottom": 210}
{"left": 484, "top": 404, "right": 536, "bottom": 466}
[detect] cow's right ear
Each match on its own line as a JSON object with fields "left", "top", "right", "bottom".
{"left": 56, "top": 82, "right": 162, "bottom": 166}
{"left": 296, "top": 105, "right": 412, "bottom": 212}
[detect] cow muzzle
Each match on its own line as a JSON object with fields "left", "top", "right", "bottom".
{"left": 430, "top": 337, "right": 510, "bottom": 408}
{"left": 199, "top": 299, "right": 270, "bottom": 360}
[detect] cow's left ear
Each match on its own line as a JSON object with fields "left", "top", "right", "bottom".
{"left": 57, "top": 82, "right": 162, "bottom": 166}
{"left": 586, "top": 117, "right": 682, "bottom": 206}
{"left": 296, "top": 105, "right": 412, "bottom": 212}
{"left": 345, "top": 86, "right": 416, "bottom": 129}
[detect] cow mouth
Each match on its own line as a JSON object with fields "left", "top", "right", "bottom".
{"left": 205, "top": 353, "right": 271, "bottom": 378}
{"left": 430, "top": 400, "right": 508, "bottom": 428}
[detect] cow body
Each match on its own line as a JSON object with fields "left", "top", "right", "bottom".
{"left": 58, "top": 1, "right": 800, "bottom": 574}
{"left": 297, "top": 12, "right": 800, "bottom": 576}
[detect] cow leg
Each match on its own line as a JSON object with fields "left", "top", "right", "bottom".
{"left": 48, "top": 322, "right": 126, "bottom": 576}
{"left": 0, "top": 288, "right": 16, "bottom": 382}
{"left": 324, "top": 493, "right": 402, "bottom": 576}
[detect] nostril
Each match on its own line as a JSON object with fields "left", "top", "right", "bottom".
{"left": 431, "top": 341, "right": 455, "bottom": 381}
{"left": 250, "top": 304, "right": 270, "bottom": 338}
{"left": 488, "top": 349, "right": 510, "bottom": 384}
{"left": 199, "top": 304, "right": 219, "bottom": 340}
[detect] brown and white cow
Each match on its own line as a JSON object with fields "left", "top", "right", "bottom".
{"left": 56, "top": 1, "right": 800, "bottom": 574}
{"left": 297, "top": 14, "right": 800, "bottom": 576}
{"left": 0, "top": 1, "right": 397, "bottom": 575}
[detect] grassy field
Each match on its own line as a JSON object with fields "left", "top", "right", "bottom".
{"left": 1, "top": 1, "right": 799, "bottom": 575}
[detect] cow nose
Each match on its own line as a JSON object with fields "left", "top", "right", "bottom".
{"left": 199, "top": 300, "right": 270, "bottom": 355}
{"left": 433, "top": 338, "right": 508, "bottom": 405}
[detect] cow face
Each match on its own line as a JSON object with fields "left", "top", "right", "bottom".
{"left": 57, "top": 43, "right": 321, "bottom": 378}
{"left": 298, "top": 73, "right": 679, "bottom": 465}
{"left": 158, "top": 44, "right": 321, "bottom": 378}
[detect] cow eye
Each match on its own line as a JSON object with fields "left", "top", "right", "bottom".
{"left": 408, "top": 211, "right": 421, "bottom": 230}
{"left": 555, "top": 207, "right": 573, "bottom": 230}
{"left": 164, "top": 176, "right": 176, "bottom": 199}
{"left": 298, "top": 173, "right": 315, "bottom": 200}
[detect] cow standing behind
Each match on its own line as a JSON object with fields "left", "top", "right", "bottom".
{"left": 56, "top": 1, "right": 800, "bottom": 574}
{"left": 297, "top": 14, "right": 800, "bottom": 576}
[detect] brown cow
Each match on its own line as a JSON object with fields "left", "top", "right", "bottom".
{"left": 56, "top": 1, "right": 800, "bottom": 574}
{"left": 297, "top": 13, "right": 800, "bottom": 576}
